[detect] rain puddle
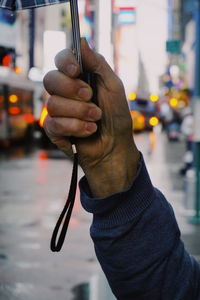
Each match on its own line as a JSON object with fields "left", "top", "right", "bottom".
{"left": 71, "top": 274, "right": 116, "bottom": 300}
{"left": 0, "top": 282, "right": 34, "bottom": 300}
{"left": 72, "top": 282, "right": 90, "bottom": 300}
{"left": 0, "top": 254, "right": 7, "bottom": 260}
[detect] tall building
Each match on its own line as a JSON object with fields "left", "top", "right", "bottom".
{"left": 112, "top": 0, "right": 168, "bottom": 98}
{"left": 181, "top": 0, "right": 196, "bottom": 90}
{"left": 166, "top": 0, "right": 197, "bottom": 90}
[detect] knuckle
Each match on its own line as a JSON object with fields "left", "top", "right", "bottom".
{"left": 117, "top": 77, "right": 124, "bottom": 89}
{"left": 54, "top": 49, "right": 65, "bottom": 67}
{"left": 51, "top": 118, "right": 63, "bottom": 134}
{"left": 97, "top": 53, "right": 106, "bottom": 62}
{"left": 44, "top": 116, "right": 71, "bottom": 138}
{"left": 43, "top": 115, "right": 52, "bottom": 135}
{"left": 114, "top": 76, "right": 124, "bottom": 92}
{"left": 76, "top": 102, "right": 87, "bottom": 118}
{"left": 71, "top": 119, "right": 85, "bottom": 135}
{"left": 54, "top": 49, "right": 72, "bottom": 68}
{"left": 46, "top": 96, "right": 55, "bottom": 116}
{"left": 95, "top": 54, "right": 111, "bottom": 77}
{"left": 97, "top": 54, "right": 106, "bottom": 70}
{"left": 79, "top": 120, "right": 87, "bottom": 133}
{"left": 43, "top": 70, "right": 57, "bottom": 92}
{"left": 43, "top": 114, "right": 48, "bottom": 130}
{"left": 81, "top": 106, "right": 89, "bottom": 119}
{"left": 44, "top": 117, "right": 61, "bottom": 136}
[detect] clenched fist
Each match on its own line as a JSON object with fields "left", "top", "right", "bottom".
{"left": 43, "top": 38, "right": 140, "bottom": 198}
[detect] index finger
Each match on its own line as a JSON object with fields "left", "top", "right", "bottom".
{"left": 54, "top": 49, "right": 81, "bottom": 78}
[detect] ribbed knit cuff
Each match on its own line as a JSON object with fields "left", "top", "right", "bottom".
{"left": 79, "top": 154, "right": 156, "bottom": 228}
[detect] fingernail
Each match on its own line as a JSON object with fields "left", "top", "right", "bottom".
{"left": 66, "top": 64, "right": 77, "bottom": 76}
{"left": 86, "top": 122, "right": 97, "bottom": 133}
{"left": 88, "top": 108, "right": 102, "bottom": 120}
{"left": 78, "top": 87, "right": 91, "bottom": 100}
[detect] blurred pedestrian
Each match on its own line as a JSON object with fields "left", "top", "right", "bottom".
{"left": 43, "top": 39, "right": 200, "bottom": 300}
{"left": 179, "top": 106, "right": 194, "bottom": 175}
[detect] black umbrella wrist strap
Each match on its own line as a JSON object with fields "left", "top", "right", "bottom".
{"left": 50, "top": 140, "right": 78, "bottom": 252}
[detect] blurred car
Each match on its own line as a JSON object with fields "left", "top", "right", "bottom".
{"left": 129, "top": 98, "right": 159, "bottom": 132}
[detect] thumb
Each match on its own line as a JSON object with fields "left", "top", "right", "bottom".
{"left": 81, "top": 38, "right": 121, "bottom": 91}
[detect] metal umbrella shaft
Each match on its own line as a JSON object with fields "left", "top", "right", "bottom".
{"left": 69, "top": 0, "right": 98, "bottom": 107}
{"left": 70, "top": 0, "right": 83, "bottom": 72}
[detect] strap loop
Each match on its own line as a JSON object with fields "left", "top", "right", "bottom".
{"left": 50, "top": 141, "right": 78, "bottom": 252}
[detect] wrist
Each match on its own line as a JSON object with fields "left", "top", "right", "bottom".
{"left": 83, "top": 145, "right": 140, "bottom": 198}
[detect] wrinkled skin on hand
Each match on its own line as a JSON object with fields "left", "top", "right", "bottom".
{"left": 43, "top": 38, "right": 140, "bottom": 198}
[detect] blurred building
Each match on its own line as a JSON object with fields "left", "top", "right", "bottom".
{"left": 181, "top": 0, "right": 196, "bottom": 91}
{"left": 112, "top": 0, "right": 168, "bottom": 99}
{"left": 0, "top": 2, "right": 81, "bottom": 76}
{"left": 112, "top": 0, "right": 138, "bottom": 96}
{"left": 159, "top": 0, "right": 197, "bottom": 117}
{"left": 95, "top": 0, "right": 113, "bottom": 67}
{"left": 166, "top": 0, "right": 196, "bottom": 92}
{"left": 0, "top": 3, "right": 73, "bottom": 145}
{"left": 0, "top": 9, "right": 19, "bottom": 71}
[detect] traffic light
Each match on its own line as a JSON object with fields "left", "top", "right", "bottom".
{"left": 0, "top": 46, "right": 16, "bottom": 68}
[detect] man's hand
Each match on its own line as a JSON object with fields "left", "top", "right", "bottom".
{"left": 43, "top": 38, "right": 140, "bottom": 198}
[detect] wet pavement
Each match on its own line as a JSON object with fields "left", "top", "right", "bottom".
{"left": 0, "top": 147, "right": 100, "bottom": 300}
{"left": 0, "top": 131, "right": 200, "bottom": 300}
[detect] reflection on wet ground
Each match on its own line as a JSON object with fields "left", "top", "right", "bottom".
{"left": 0, "top": 282, "right": 35, "bottom": 300}
{"left": 0, "top": 144, "right": 66, "bottom": 161}
{"left": 72, "top": 273, "right": 116, "bottom": 300}
{"left": 0, "top": 254, "right": 7, "bottom": 260}
{"left": 72, "top": 283, "right": 90, "bottom": 300}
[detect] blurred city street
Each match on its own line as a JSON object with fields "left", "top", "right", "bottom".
{"left": 0, "top": 0, "right": 200, "bottom": 298}
{"left": 0, "top": 130, "right": 200, "bottom": 300}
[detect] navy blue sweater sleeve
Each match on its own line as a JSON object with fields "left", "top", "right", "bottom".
{"left": 79, "top": 156, "right": 200, "bottom": 300}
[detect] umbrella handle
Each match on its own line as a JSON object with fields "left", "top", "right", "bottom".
{"left": 69, "top": 0, "right": 98, "bottom": 105}
{"left": 80, "top": 71, "right": 98, "bottom": 106}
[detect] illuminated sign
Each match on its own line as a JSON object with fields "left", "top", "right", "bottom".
{"left": 118, "top": 8, "right": 136, "bottom": 25}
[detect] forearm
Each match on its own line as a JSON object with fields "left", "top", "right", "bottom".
{"left": 80, "top": 156, "right": 200, "bottom": 299}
